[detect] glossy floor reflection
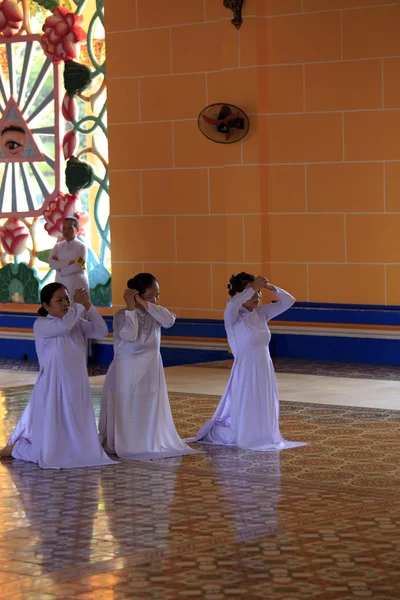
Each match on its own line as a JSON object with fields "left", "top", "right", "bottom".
{"left": 0, "top": 383, "right": 399, "bottom": 598}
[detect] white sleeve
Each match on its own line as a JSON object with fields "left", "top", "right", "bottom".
{"left": 59, "top": 263, "right": 82, "bottom": 276}
{"left": 257, "top": 287, "right": 295, "bottom": 321}
{"left": 224, "top": 288, "right": 254, "bottom": 326}
{"left": 48, "top": 244, "right": 68, "bottom": 270}
{"left": 33, "top": 305, "right": 85, "bottom": 338}
{"left": 146, "top": 303, "right": 176, "bottom": 329}
{"left": 79, "top": 305, "right": 109, "bottom": 339}
{"left": 114, "top": 309, "right": 139, "bottom": 342}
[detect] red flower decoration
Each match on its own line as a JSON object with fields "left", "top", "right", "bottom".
{"left": 62, "top": 93, "right": 78, "bottom": 122}
{"left": 0, "top": 0, "right": 23, "bottom": 38}
{"left": 41, "top": 7, "right": 86, "bottom": 64}
{"left": 63, "top": 130, "right": 77, "bottom": 160}
{"left": 0, "top": 218, "right": 29, "bottom": 256}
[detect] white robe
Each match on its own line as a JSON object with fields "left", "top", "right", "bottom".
{"left": 192, "top": 287, "right": 308, "bottom": 451}
{"left": 49, "top": 239, "right": 89, "bottom": 298}
{"left": 8, "top": 305, "right": 117, "bottom": 469}
{"left": 99, "top": 303, "right": 198, "bottom": 460}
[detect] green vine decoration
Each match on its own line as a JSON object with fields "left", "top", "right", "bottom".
{"left": 70, "top": 0, "right": 110, "bottom": 304}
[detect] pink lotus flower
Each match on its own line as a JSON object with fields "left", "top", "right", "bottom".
{"left": 41, "top": 7, "right": 86, "bottom": 64}
{"left": 0, "top": 218, "right": 29, "bottom": 255}
{"left": 62, "top": 93, "right": 78, "bottom": 122}
{"left": 74, "top": 211, "right": 89, "bottom": 237}
{"left": 44, "top": 192, "right": 79, "bottom": 238}
{"left": 44, "top": 192, "right": 89, "bottom": 238}
{"left": 0, "top": 0, "right": 23, "bottom": 38}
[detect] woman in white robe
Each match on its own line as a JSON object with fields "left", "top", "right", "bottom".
{"left": 99, "top": 273, "right": 197, "bottom": 461}
{"left": 0, "top": 283, "right": 116, "bottom": 469}
{"left": 191, "top": 273, "right": 308, "bottom": 452}
{"left": 48, "top": 217, "right": 88, "bottom": 299}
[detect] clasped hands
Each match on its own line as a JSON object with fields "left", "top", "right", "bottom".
{"left": 74, "top": 288, "right": 91, "bottom": 310}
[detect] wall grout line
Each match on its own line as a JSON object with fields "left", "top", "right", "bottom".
{"left": 112, "top": 304, "right": 224, "bottom": 312}
{"left": 304, "top": 164, "right": 308, "bottom": 212}
{"left": 137, "top": 78, "right": 141, "bottom": 122}
{"left": 108, "top": 105, "right": 400, "bottom": 125}
{"left": 242, "top": 215, "right": 246, "bottom": 261}
{"left": 383, "top": 162, "right": 386, "bottom": 213}
{"left": 113, "top": 260, "right": 396, "bottom": 266}
{"left": 341, "top": 112, "right": 345, "bottom": 162}
{"left": 135, "top": 0, "right": 139, "bottom": 28}
{"left": 171, "top": 122, "right": 175, "bottom": 169}
{"left": 344, "top": 214, "right": 347, "bottom": 263}
{"left": 174, "top": 216, "right": 178, "bottom": 262}
{"left": 207, "top": 168, "right": 211, "bottom": 214}
{"left": 113, "top": 260, "right": 400, "bottom": 266}
{"left": 109, "top": 5, "right": 394, "bottom": 34}
{"left": 107, "top": 56, "right": 400, "bottom": 75}
{"left": 169, "top": 27, "right": 173, "bottom": 74}
{"left": 139, "top": 171, "right": 143, "bottom": 216}
{"left": 384, "top": 264, "right": 388, "bottom": 305}
{"left": 111, "top": 211, "right": 400, "bottom": 217}
{"left": 108, "top": 161, "right": 400, "bottom": 172}
{"left": 237, "top": 25, "right": 241, "bottom": 68}
{"left": 340, "top": 10, "right": 343, "bottom": 60}
{"left": 210, "top": 264, "right": 214, "bottom": 309}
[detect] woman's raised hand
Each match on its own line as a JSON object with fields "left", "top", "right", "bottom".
{"left": 252, "top": 276, "right": 269, "bottom": 292}
{"left": 74, "top": 288, "right": 91, "bottom": 310}
{"left": 124, "top": 288, "right": 138, "bottom": 311}
{"left": 134, "top": 294, "right": 148, "bottom": 312}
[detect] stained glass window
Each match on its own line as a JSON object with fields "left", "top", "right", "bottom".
{"left": 0, "top": 0, "right": 110, "bottom": 306}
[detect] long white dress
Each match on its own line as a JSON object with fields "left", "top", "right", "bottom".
{"left": 8, "top": 304, "right": 117, "bottom": 469}
{"left": 192, "top": 287, "right": 308, "bottom": 451}
{"left": 99, "top": 303, "right": 198, "bottom": 460}
{"left": 49, "top": 239, "right": 89, "bottom": 298}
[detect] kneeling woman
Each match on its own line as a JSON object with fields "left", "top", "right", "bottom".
{"left": 99, "top": 273, "right": 198, "bottom": 460}
{"left": 0, "top": 283, "right": 116, "bottom": 469}
{"left": 191, "top": 273, "right": 308, "bottom": 452}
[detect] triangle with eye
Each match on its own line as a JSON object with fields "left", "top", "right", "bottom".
{"left": 0, "top": 96, "right": 45, "bottom": 163}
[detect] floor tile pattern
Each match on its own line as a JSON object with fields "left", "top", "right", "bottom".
{"left": 0, "top": 386, "right": 399, "bottom": 598}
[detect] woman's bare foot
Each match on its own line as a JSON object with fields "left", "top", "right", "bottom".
{"left": 0, "top": 443, "right": 15, "bottom": 458}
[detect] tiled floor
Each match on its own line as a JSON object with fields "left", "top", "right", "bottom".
{"left": 0, "top": 363, "right": 399, "bottom": 598}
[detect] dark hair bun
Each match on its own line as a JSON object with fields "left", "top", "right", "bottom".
{"left": 228, "top": 272, "right": 255, "bottom": 297}
{"left": 127, "top": 273, "right": 158, "bottom": 295}
{"left": 37, "top": 306, "right": 48, "bottom": 317}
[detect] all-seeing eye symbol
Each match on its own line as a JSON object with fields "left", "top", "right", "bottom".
{"left": 0, "top": 124, "right": 27, "bottom": 157}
